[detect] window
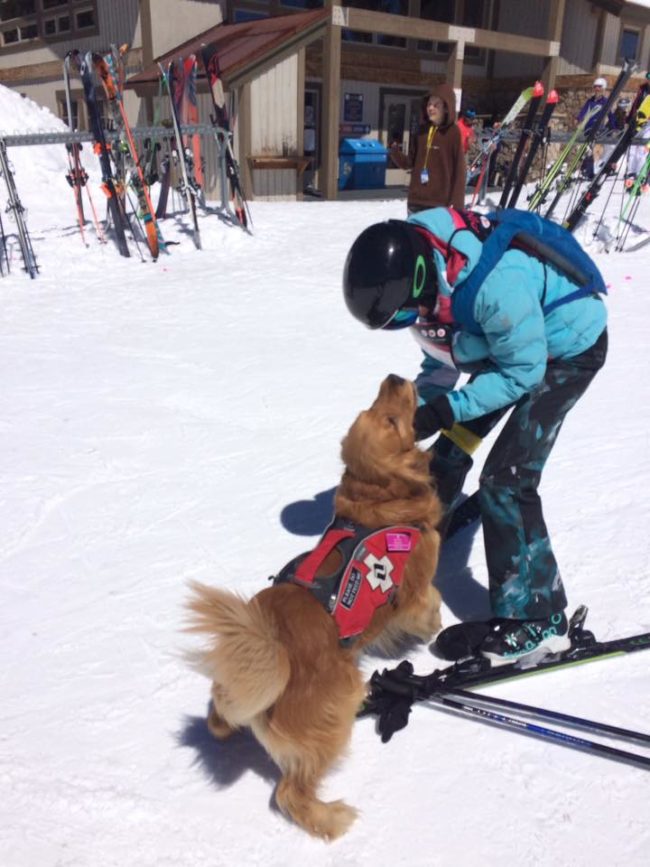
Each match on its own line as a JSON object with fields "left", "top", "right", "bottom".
{"left": 75, "top": 7, "right": 94, "bottom": 28}
{"left": 0, "top": 1, "right": 37, "bottom": 20}
{"left": 619, "top": 27, "right": 640, "bottom": 62}
{"left": 57, "top": 90, "right": 79, "bottom": 128}
{"left": 1, "top": 0, "right": 97, "bottom": 49}
{"left": 418, "top": 0, "right": 455, "bottom": 52}
{"left": 280, "top": 0, "right": 324, "bottom": 7}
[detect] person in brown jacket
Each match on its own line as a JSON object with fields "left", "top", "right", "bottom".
{"left": 390, "top": 82, "right": 466, "bottom": 213}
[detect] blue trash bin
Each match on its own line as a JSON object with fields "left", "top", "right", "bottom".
{"left": 338, "top": 138, "right": 388, "bottom": 191}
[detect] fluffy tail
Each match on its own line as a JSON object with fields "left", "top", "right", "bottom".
{"left": 185, "top": 581, "right": 290, "bottom": 727}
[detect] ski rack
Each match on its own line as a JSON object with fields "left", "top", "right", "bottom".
{"left": 0, "top": 124, "right": 214, "bottom": 148}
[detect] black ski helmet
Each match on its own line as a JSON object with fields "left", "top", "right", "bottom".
{"left": 342, "top": 220, "right": 437, "bottom": 329}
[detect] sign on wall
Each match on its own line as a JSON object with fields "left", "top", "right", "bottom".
{"left": 344, "top": 92, "right": 364, "bottom": 123}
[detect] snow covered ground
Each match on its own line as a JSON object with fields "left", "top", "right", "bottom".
{"left": 1, "top": 84, "right": 649, "bottom": 866}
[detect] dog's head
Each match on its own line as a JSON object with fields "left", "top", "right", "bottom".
{"left": 340, "top": 374, "right": 428, "bottom": 490}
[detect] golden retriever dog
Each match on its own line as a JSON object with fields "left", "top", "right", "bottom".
{"left": 186, "top": 374, "right": 442, "bottom": 840}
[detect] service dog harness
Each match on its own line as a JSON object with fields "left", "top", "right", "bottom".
{"left": 272, "top": 517, "right": 421, "bottom": 646}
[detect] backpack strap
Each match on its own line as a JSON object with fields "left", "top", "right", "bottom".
{"left": 451, "top": 210, "right": 607, "bottom": 332}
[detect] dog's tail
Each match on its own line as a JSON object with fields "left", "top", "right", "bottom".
{"left": 185, "top": 581, "right": 290, "bottom": 726}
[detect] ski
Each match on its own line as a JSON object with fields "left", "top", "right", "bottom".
{"left": 360, "top": 605, "right": 650, "bottom": 767}
{"left": 623, "top": 146, "right": 650, "bottom": 202}
{"left": 154, "top": 142, "right": 172, "bottom": 219}
{"left": 93, "top": 47, "right": 162, "bottom": 260}
{"left": 62, "top": 52, "right": 105, "bottom": 247}
{"left": 498, "top": 81, "right": 545, "bottom": 208}
{"left": 0, "top": 206, "right": 7, "bottom": 276}
{"left": 73, "top": 50, "right": 131, "bottom": 258}
{"left": 563, "top": 84, "right": 650, "bottom": 232}
{"left": 468, "top": 84, "right": 537, "bottom": 179}
{"left": 526, "top": 104, "right": 601, "bottom": 213}
{"left": 200, "top": 43, "right": 252, "bottom": 230}
{"left": 361, "top": 606, "right": 650, "bottom": 724}
{"left": 613, "top": 141, "right": 650, "bottom": 250}
{"left": 507, "top": 89, "right": 559, "bottom": 209}
{"left": 541, "top": 59, "right": 637, "bottom": 218}
{"left": 180, "top": 53, "right": 204, "bottom": 193}
{"left": 159, "top": 59, "right": 201, "bottom": 249}
{"left": 0, "top": 137, "right": 39, "bottom": 278}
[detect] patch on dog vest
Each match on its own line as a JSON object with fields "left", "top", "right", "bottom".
{"left": 272, "top": 518, "right": 421, "bottom": 645}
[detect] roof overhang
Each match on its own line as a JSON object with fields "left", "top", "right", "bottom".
{"left": 126, "top": 9, "right": 329, "bottom": 96}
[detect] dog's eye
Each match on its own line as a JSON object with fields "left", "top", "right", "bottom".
{"left": 386, "top": 415, "right": 399, "bottom": 429}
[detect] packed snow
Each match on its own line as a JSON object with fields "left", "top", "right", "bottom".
{"left": 1, "top": 83, "right": 649, "bottom": 866}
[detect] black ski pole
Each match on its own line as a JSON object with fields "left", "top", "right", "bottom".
{"left": 426, "top": 692, "right": 650, "bottom": 770}
{"left": 439, "top": 688, "right": 650, "bottom": 746}
{"left": 508, "top": 90, "right": 559, "bottom": 209}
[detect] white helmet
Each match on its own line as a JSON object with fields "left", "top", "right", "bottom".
{"left": 593, "top": 77, "right": 607, "bottom": 89}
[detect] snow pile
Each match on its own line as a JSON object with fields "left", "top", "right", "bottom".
{"left": 0, "top": 81, "right": 68, "bottom": 136}
{"left": 0, "top": 82, "right": 101, "bottom": 229}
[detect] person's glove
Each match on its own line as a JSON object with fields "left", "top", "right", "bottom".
{"left": 376, "top": 694, "right": 414, "bottom": 742}
{"left": 360, "top": 661, "right": 418, "bottom": 742}
{"left": 414, "top": 395, "right": 455, "bottom": 441}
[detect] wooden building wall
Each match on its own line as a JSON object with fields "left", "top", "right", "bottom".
{"left": 249, "top": 54, "right": 300, "bottom": 200}
{"left": 557, "top": 0, "right": 603, "bottom": 75}
{"left": 491, "top": 0, "right": 551, "bottom": 79}
{"left": 147, "top": 1, "right": 223, "bottom": 58}
{"left": 0, "top": 0, "right": 223, "bottom": 124}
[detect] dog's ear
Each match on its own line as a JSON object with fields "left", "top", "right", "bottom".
{"left": 384, "top": 411, "right": 414, "bottom": 452}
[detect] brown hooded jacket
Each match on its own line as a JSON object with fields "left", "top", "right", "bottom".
{"left": 390, "top": 83, "right": 466, "bottom": 211}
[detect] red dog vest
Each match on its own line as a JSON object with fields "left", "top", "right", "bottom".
{"left": 272, "top": 518, "right": 421, "bottom": 645}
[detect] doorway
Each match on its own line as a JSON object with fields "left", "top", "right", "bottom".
{"left": 303, "top": 85, "right": 321, "bottom": 193}
{"left": 379, "top": 89, "right": 425, "bottom": 185}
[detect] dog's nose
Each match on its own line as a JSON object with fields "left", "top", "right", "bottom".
{"left": 386, "top": 373, "right": 405, "bottom": 387}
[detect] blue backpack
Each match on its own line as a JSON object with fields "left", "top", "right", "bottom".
{"left": 450, "top": 209, "right": 607, "bottom": 334}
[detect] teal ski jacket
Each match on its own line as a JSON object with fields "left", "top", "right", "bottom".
{"left": 408, "top": 207, "right": 608, "bottom": 423}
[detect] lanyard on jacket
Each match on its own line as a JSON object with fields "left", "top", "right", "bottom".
{"left": 424, "top": 125, "right": 438, "bottom": 168}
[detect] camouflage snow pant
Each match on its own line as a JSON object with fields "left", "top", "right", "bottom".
{"left": 430, "top": 328, "right": 608, "bottom": 620}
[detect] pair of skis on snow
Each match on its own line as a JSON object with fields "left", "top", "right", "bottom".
{"left": 483, "top": 60, "right": 649, "bottom": 235}
{"left": 65, "top": 47, "right": 163, "bottom": 260}
{"left": 0, "top": 137, "right": 38, "bottom": 279}
{"left": 562, "top": 72, "right": 650, "bottom": 232}
{"left": 199, "top": 43, "right": 252, "bottom": 232}
{"left": 468, "top": 81, "right": 558, "bottom": 208}
{"left": 157, "top": 56, "right": 203, "bottom": 250}
{"left": 359, "top": 496, "right": 650, "bottom": 769}
{"left": 361, "top": 602, "right": 650, "bottom": 770}
{"left": 530, "top": 58, "right": 643, "bottom": 227}
{"left": 156, "top": 46, "right": 252, "bottom": 238}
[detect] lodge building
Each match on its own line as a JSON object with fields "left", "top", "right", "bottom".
{"left": 1, "top": 0, "right": 650, "bottom": 201}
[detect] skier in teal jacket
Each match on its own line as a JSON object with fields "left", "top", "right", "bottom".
{"left": 343, "top": 207, "right": 608, "bottom": 665}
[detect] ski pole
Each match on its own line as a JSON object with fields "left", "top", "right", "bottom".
{"left": 616, "top": 195, "right": 642, "bottom": 251}
{"left": 425, "top": 693, "right": 650, "bottom": 770}
{"left": 439, "top": 688, "right": 650, "bottom": 747}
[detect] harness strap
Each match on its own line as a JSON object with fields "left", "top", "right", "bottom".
{"left": 293, "top": 527, "right": 355, "bottom": 586}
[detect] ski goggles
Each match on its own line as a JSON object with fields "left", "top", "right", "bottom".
{"left": 382, "top": 308, "right": 419, "bottom": 330}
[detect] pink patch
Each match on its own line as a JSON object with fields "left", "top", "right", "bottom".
{"left": 386, "top": 533, "right": 412, "bottom": 552}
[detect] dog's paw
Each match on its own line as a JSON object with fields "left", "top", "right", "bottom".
{"left": 207, "top": 704, "right": 235, "bottom": 740}
{"left": 311, "top": 800, "right": 358, "bottom": 841}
